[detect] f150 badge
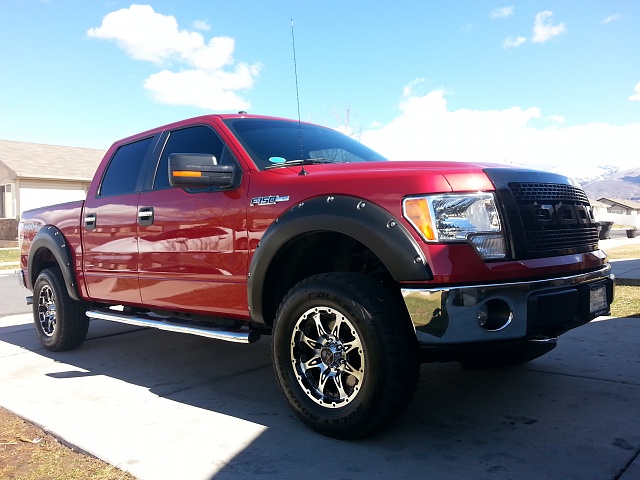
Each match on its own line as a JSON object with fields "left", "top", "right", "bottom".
{"left": 250, "top": 195, "right": 290, "bottom": 206}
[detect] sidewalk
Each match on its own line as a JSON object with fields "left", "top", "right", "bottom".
{"left": 600, "top": 230, "right": 640, "bottom": 280}
{"left": 608, "top": 259, "right": 640, "bottom": 280}
{"left": 2, "top": 296, "right": 639, "bottom": 479}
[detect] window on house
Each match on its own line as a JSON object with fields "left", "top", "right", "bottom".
{"left": 0, "top": 184, "right": 13, "bottom": 218}
{"left": 0, "top": 185, "right": 5, "bottom": 218}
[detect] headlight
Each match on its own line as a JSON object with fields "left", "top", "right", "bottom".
{"left": 403, "top": 193, "right": 506, "bottom": 259}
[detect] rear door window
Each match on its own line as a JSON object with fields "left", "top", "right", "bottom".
{"left": 99, "top": 137, "right": 153, "bottom": 197}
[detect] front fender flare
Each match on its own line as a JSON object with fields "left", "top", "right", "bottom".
{"left": 28, "top": 226, "right": 81, "bottom": 301}
{"left": 248, "top": 195, "right": 432, "bottom": 323}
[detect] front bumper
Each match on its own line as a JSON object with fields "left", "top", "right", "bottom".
{"left": 401, "top": 264, "right": 614, "bottom": 346}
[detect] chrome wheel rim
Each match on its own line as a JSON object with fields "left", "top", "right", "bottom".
{"left": 290, "top": 307, "right": 365, "bottom": 408}
{"left": 37, "top": 285, "right": 57, "bottom": 337}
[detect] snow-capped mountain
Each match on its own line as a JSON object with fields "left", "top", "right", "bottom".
{"left": 549, "top": 164, "right": 620, "bottom": 185}
{"left": 578, "top": 166, "right": 640, "bottom": 201}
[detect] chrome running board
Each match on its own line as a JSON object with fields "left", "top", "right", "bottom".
{"left": 86, "top": 308, "right": 260, "bottom": 344}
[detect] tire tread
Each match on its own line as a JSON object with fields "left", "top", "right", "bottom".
{"left": 33, "top": 267, "right": 89, "bottom": 351}
{"left": 272, "top": 272, "right": 419, "bottom": 439}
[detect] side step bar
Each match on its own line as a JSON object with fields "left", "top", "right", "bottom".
{"left": 86, "top": 308, "right": 260, "bottom": 344}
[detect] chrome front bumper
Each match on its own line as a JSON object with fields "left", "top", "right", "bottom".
{"left": 401, "top": 265, "right": 614, "bottom": 346}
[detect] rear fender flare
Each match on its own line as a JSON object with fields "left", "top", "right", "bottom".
{"left": 248, "top": 195, "right": 432, "bottom": 323}
{"left": 28, "top": 226, "right": 81, "bottom": 301}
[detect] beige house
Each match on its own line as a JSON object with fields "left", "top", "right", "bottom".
{"left": 0, "top": 139, "right": 106, "bottom": 220}
{"left": 588, "top": 198, "right": 609, "bottom": 219}
{"left": 597, "top": 197, "right": 640, "bottom": 216}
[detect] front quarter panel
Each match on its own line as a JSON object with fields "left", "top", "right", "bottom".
{"left": 247, "top": 195, "right": 433, "bottom": 324}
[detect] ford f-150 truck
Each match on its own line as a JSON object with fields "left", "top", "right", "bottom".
{"left": 19, "top": 114, "right": 614, "bottom": 439}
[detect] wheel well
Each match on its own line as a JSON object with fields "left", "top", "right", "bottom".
{"left": 30, "top": 247, "right": 59, "bottom": 287}
{"left": 260, "top": 231, "right": 396, "bottom": 326}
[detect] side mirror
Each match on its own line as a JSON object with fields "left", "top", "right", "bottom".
{"left": 169, "top": 153, "right": 237, "bottom": 188}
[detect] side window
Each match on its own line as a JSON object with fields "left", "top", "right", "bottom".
{"left": 153, "top": 125, "right": 229, "bottom": 190}
{"left": 99, "top": 137, "right": 153, "bottom": 196}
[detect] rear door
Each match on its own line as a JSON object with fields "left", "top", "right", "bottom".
{"left": 137, "top": 124, "right": 250, "bottom": 318}
{"left": 82, "top": 136, "right": 156, "bottom": 304}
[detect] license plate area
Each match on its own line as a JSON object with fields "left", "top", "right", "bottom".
{"left": 589, "top": 282, "right": 608, "bottom": 314}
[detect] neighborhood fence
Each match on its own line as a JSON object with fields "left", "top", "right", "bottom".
{"left": 595, "top": 213, "right": 640, "bottom": 229}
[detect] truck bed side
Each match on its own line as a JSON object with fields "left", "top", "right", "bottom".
{"left": 19, "top": 200, "right": 86, "bottom": 297}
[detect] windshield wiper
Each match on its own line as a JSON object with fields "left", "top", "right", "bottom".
{"left": 264, "top": 158, "right": 339, "bottom": 170}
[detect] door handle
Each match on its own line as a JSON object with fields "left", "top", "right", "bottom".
{"left": 138, "top": 207, "right": 154, "bottom": 226}
{"left": 84, "top": 213, "right": 97, "bottom": 230}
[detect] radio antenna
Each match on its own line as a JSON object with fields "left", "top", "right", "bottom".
{"left": 291, "top": 19, "right": 307, "bottom": 175}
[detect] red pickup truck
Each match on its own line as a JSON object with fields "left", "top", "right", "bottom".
{"left": 19, "top": 114, "right": 614, "bottom": 438}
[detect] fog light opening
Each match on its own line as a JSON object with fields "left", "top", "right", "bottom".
{"left": 477, "top": 299, "right": 513, "bottom": 331}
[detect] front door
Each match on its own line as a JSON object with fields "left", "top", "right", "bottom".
{"left": 137, "top": 125, "right": 250, "bottom": 318}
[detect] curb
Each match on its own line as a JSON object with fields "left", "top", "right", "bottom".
{"left": 0, "top": 266, "right": 19, "bottom": 276}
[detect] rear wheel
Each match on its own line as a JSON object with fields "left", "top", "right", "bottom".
{"left": 272, "top": 272, "right": 419, "bottom": 439}
{"left": 33, "top": 267, "right": 89, "bottom": 351}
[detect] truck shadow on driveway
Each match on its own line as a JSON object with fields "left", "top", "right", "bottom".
{"left": 1, "top": 316, "right": 639, "bottom": 479}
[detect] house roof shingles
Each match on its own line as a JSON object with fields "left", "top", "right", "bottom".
{"left": 0, "top": 139, "right": 106, "bottom": 182}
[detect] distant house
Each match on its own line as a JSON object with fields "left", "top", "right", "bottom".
{"left": 588, "top": 198, "right": 609, "bottom": 219}
{"left": 0, "top": 139, "right": 106, "bottom": 219}
{"left": 597, "top": 197, "right": 640, "bottom": 216}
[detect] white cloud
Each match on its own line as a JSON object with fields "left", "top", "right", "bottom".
{"left": 503, "top": 36, "right": 526, "bottom": 49}
{"left": 532, "top": 11, "right": 566, "bottom": 43}
{"left": 629, "top": 81, "right": 640, "bottom": 102}
{"left": 360, "top": 87, "right": 640, "bottom": 171}
{"left": 192, "top": 20, "right": 211, "bottom": 31}
{"left": 490, "top": 6, "right": 514, "bottom": 19}
{"left": 548, "top": 115, "right": 565, "bottom": 124}
{"left": 145, "top": 64, "right": 260, "bottom": 110}
{"left": 402, "top": 78, "right": 430, "bottom": 98}
{"left": 602, "top": 14, "right": 621, "bottom": 24}
{"left": 87, "top": 4, "right": 260, "bottom": 111}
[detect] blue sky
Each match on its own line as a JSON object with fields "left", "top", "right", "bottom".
{"left": 1, "top": 1, "right": 639, "bottom": 172}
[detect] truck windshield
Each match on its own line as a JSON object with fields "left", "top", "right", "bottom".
{"left": 223, "top": 118, "right": 387, "bottom": 170}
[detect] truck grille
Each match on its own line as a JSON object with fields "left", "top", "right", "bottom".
{"left": 510, "top": 183, "right": 589, "bottom": 204}
{"left": 483, "top": 169, "right": 599, "bottom": 260}
{"left": 507, "top": 182, "right": 598, "bottom": 258}
{"left": 523, "top": 226, "right": 598, "bottom": 253}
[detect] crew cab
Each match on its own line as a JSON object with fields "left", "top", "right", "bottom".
{"left": 19, "top": 114, "right": 614, "bottom": 438}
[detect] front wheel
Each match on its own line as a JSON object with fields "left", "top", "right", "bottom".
{"left": 272, "top": 273, "right": 420, "bottom": 439}
{"left": 33, "top": 267, "right": 89, "bottom": 351}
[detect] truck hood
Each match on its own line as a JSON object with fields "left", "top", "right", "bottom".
{"left": 266, "top": 160, "right": 518, "bottom": 193}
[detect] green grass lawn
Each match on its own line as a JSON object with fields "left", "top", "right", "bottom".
{"left": 605, "top": 244, "right": 640, "bottom": 260}
{"left": 606, "top": 244, "right": 640, "bottom": 318}
{"left": 0, "top": 248, "right": 19, "bottom": 268}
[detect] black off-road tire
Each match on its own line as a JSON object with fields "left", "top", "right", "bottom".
{"left": 272, "top": 272, "right": 420, "bottom": 439}
{"left": 32, "top": 267, "right": 89, "bottom": 351}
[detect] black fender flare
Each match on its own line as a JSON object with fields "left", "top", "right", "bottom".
{"left": 28, "top": 226, "right": 81, "bottom": 301}
{"left": 248, "top": 195, "right": 432, "bottom": 323}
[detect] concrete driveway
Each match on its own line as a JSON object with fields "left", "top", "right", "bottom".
{"left": 1, "top": 272, "right": 639, "bottom": 480}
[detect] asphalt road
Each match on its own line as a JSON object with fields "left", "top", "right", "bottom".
{"left": 0, "top": 272, "right": 31, "bottom": 316}
{"left": 1, "top": 271, "right": 639, "bottom": 480}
